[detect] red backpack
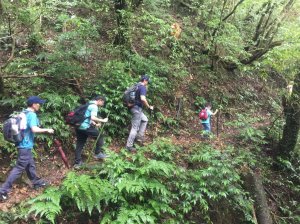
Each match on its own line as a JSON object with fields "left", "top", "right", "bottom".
{"left": 198, "top": 109, "right": 208, "bottom": 120}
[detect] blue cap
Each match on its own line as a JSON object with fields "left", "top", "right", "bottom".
{"left": 140, "top": 75, "right": 150, "bottom": 83}
{"left": 27, "top": 96, "right": 46, "bottom": 105}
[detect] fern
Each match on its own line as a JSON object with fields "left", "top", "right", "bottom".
{"left": 63, "top": 172, "right": 115, "bottom": 215}
{"left": 115, "top": 206, "right": 156, "bottom": 224}
{"left": 138, "top": 159, "right": 175, "bottom": 176}
{"left": 23, "top": 139, "right": 254, "bottom": 223}
{"left": 26, "top": 187, "right": 62, "bottom": 224}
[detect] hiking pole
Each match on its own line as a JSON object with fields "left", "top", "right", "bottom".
{"left": 217, "top": 111, "right": 220, "bottom": 137}
{"left": 86, "top": 112, "right": 110, "bottom": 163}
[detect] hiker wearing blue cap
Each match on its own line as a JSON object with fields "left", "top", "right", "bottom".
{"left": 126, "top": 75, "right": 154, "bottom": 152}
{"left": 0, "top": 96, "right": 54, "bottom": 202}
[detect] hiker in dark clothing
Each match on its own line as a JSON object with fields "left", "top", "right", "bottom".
{"left": 126, "top": 75, "right": 153, "bottom": 152}
{"left": 0, "top": 96, "right": 54, "bottom": 202}
{"left": 73, "top": 95, "right": 108, "bottom": 169}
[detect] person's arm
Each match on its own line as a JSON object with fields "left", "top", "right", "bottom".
{"left": 140, "top": 95, "right": 153, "bottom": 110}
{"left": 212, "top": 109, "right": 219, "bottom": 116}
{"left": 28, "top": 112, "right": 54, "bottom": 134}
{"left": 91, "top": 116, "right": 108, "bottom": 123}
{"left": 89, "top": 104, "right": 108, "bottom": 123}
{"left": 32, "top": 126, "right": 54, "bottom": 134}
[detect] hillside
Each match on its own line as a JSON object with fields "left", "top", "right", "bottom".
{"left": 0, "top": 0, "right": 299, "bottom": 223}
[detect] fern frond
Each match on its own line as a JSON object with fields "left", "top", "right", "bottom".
{"left": 26, "top": 187, "right": 62, "bottom": 224}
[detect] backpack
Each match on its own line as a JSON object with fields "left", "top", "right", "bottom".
{"left": 3, "top": 111, "right": 28, "bottom": 143}
{"left": 199, "top": 109, "right": 208, "bottom": 120}
{"left": 123, "top": 83, "right": 141, "bottom": 107}
{"left": 65, "top": 103, "right": 91, "bottom": 127}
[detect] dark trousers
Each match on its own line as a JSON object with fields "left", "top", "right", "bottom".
{"left": 75, "top": 127, "right": 104, "bottom": 164}
{"left": 0, "top": 149, "right": 43, "bottom": 194}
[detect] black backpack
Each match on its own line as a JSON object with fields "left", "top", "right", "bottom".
{"left": 123, "top": 83, "right": 141, "bottom": 107}
{"left": 65, "top": 103, "right": 91, "bottom": 127}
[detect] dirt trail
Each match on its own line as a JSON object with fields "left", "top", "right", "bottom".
{"left": 0, "top": 152, "right": 69, "bottom": 212}
{"left": 0, "top": 120, "right": 232, "bottom": 212}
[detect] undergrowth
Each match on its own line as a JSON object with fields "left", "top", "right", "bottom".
{"left": 18, "top": 138, "right": 257, "bottom": 224}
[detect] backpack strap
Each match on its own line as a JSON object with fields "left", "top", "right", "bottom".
{"left": 82, "top": 102, "right": 97, "bottom": 122}
{"left": 19, "top": 109, "right": 31, "bottom": 130}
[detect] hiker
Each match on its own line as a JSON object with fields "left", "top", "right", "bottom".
{"left": 126, "top": 75, "right": 154, "bottom": 152}
{"left": 201, "top": 102, "right": 218, "bottom": 135}
{"left": 0, "top": 96, "right": 54, "bottom": 202}
{"left": 73, "top": 95, "right": 108, "bottom": 169}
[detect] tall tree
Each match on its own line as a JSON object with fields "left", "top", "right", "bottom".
{"left": 277, "top": 72, "right": 300, "bottom": 158}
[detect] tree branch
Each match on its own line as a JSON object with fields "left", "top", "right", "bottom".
{"left": 2, "top": 74, "right": 49, "bottom": 78}
{"left": 241, "top": 40, "right": 282, "bottom": 65}
{"left": 222, "top": 0, "right": 245, "bottom": 22}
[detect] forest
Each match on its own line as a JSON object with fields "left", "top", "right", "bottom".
{"left": 0, "top": 0, "right": 299, "bottom": 223}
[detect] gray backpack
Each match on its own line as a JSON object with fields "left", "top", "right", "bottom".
{"left": 3, "top": 111, "right": 28, "bottom": 143}
{"left": 123, "top": 83, "right": 141, "bottom": 108}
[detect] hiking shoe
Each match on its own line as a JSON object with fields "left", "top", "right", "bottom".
{"left": 0, "top": 193, "right": 8, "bottom": 202}
{"left": 126, "top": 146, "right": 137, "bottom": 153}
{"left": 136, "top": 139, "right": 144, "bottom": 146}
{"left": 33, "top": 181, "right": 48, "bottom": 190}
{"left": 73, "top": 161, "right": 83, "bottom": 170}
{"left": 93, "top": 153, "right": 109, "bottom": 159}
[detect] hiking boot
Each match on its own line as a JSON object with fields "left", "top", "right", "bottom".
{"left": 0, "top": 193, "right": 8, "bottom": 202}
{"left": 33, "top": 181, "right": 48, "bottom": 190}
{"left": 136, "top": 139, "right": 144, "bottom": 146}
{"left": 73, "top": 161, "right": 83, "bottom": 170}
{"left": 93, "top": 153, "right": 109, "bottom": 159}
{"left": 126, "top": 146, "right": 137, "bottom": 153}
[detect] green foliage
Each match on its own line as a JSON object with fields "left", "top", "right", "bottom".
{"left": 265, "top": 157, "right": 300, "bottom": 224}
{"left": 62, "top": 172, "right": 106, "bottom": 215}
{"left": 194, "top": 96, "right": 206, "bottom": 109}
{"left": 226, "top": 113, "right": 267, "bottom": 145}
{"left": 27, "top": 187, "right": 63, "bottom": 224}
{"left": 1, "top": 0, "right": 299, "bottom": 223}
{"left": 179, "top": 143, "right": 254, "bottom": 223}
{"left": 0, "top": 210, "right": 17, "bottom": 224}
{"left": 87, "top": 59, "right": 168, "bottom": 137}
{"left": 24, "top": 138, "right": 254, "bottom": 223}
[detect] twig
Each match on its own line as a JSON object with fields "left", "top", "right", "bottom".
{"left": 86, "top": 112, "right": 111, "bottom": 163}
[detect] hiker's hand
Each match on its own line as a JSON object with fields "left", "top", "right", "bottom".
{"left": 95, "top": 123, "right": 101, "bottom": 127}
{"left": 102, "top": 118, "right": 108, "bottom": 123}
{"left": 46, "top": 129, "right": 54, "bottom": 134}
{"left": 149, "top": 106, "right": 154, "bottom": 110}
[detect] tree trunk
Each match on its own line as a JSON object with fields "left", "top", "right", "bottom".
{"left": 113, "top": 0, "right": 129, "bottom": 46}
{"left": 0, "top": 0, "right": 3, "bottom": 15}
{"left": 277, "top": 72, "right": 300, "bottom": 158}
{"left": 244, "top": 168, "right": 273, "bottom": 224}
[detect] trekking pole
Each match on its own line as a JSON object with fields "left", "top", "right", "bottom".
{"left": 86, "top": 112, "right": 110, "bottom": 163}
{"left": 217, "top": 111, "right": 220, "bottom": 137}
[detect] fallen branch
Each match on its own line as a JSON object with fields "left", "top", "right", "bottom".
{"left": 2, "top": 74, "right": 49, "bottom": 78}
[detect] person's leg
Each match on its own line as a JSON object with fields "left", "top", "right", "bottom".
{"left": 126, "top": 106, "right": 142, "bottom": 148}
{"left": 136, "top": 112, "right": 148, "bottom": 142}
{"left": 74, "top": 129, "right": 88, "bottom": 164}
{"left": 0, "top": 149, "right": 28, "bottom": 194}
{"left": 202, "top": 123, "right": 210, "bottom": 138}
{"left": 25, "top": 150, "right": 45, "bottom": 187}
{"left": 85, "top": 127, "right": 104, "bottom": 155}
{"left": 207, "top": 122, "right": 211, "bottom": 132}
